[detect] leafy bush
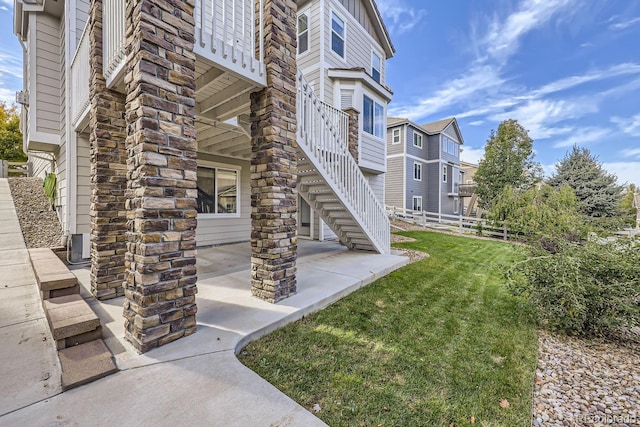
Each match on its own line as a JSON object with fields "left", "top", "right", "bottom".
{"left": 506, "top": 238, "right": 640, "bottom": 337}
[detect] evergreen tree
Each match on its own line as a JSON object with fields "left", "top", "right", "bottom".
{"left": 0, "top": 103, "right": 26, "bottom": 162}
{"left": 474, "top": 119, "right": 542, "bottom": 210}
{"left": 548, "top": 145, "right": 622, "bottom": 218}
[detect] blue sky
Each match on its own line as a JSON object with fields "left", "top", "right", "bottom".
{"left": 377, "top": 0, "right": 640, "bottom": 185}
{"left": 0, "top": 0, "right": 638, "bottom": 184}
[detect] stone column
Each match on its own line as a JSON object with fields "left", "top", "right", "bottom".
{"left": 88, "top": 0, "right": 128, "bottom": 300}
{"left": 122, "top": 0, "right": 198, "bottom": 353}
{"left": 344, "top": 107, "right": 359, "bottom": 162}
{"left": 250, "top": 0, "right": 298, "bottom": 303}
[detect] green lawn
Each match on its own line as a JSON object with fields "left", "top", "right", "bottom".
{"left": 239, "top": 231, "right": 538, "bottom": 426}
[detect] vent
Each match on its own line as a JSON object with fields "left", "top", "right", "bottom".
{"left": 16, "top": 91, "right": 28, "bottom": 106}
{"left": 340, "top": 89, "right": 354, "bottom": 109}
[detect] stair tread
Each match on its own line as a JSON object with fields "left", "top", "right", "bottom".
{"left": 59, "top": 339, "right": 117, "bottom": 391}
{"left": 28, "top": 248, "right": 78, "bottom": 291}
{"left": 44, "top": 294, "right": 101, "bottom": 341}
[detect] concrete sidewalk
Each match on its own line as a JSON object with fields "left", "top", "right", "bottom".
{"left": 0, "top": 177, "right": 408, "bottom": 426}
{"left": 0, "top": 179, "right": 61, "bottom": 417}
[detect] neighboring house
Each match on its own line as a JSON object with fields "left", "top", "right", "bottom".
{"left": 386, "top": 117, "right": 465, "bottom": 216}
{"left": 14, "top": 0, "right": 394, "bottom": 352}
{"left": 460, "top": 160, "right": 479, "bottom": 215}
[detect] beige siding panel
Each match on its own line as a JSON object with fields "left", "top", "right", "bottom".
{"left": 384, "top": 157, "right": 404, "bottom": 208}
{"left": 58, "top": 18, "right": 67, "bottom": 228}
{"left": 297, "top": 1, "right": 322, "bottom": 71}
{"left": 364, "top": 171, "right": 384, "bottom": 203}
{"left": 337, "top": 0, "right": 384, "bottom": 48}
{"left": 29, "top": 156, "right": 53, "bottom": 178}
{"left": 76, "top": 134, "right": 91, "bottom": 234}
{"left": 196, "top": 154, "right": 250, "bottom": 246}
{"left": 35, "top": 14, "right": 62, "bottom": 136}
{"left": 360, "top": 132, "right": 385, "bottom": 170}
{"left": 302, "top": 68, "right": 321, "bottom": 96}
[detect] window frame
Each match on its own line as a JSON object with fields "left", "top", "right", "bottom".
{"left": 392, "top": 128, "right": 400, "bottom": 144}
{"left": 196, "top": 163, "right": 242, "bottom": 218}
{"left": 297, "top": 11, "right": 310, "bottom": 55}
{"left": 442, "top": 165, "right": 448, "bottom": 183}
{"left": 412, "top": 196, "right": 423, "bottom": 212}
{"left": 413, "top": 161, "right": 422, "bottom": 181}
{"left": 371, "top": 49, "right": 382, "bottom": 83}
{"left": 453, "top": 197, "right": 459, "bottom": 214}
{"left": 331, "top": 10, "right": 346, "bottom": 60}
{"left": 413, "top": 132, "right": 423, "bottom": 149}
{"left": 363, "top": 94, "right": 385, "bottom": 139}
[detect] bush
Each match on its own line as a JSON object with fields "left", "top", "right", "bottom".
{"left": 506, "top": 238, "right": 640, "bottom": 337}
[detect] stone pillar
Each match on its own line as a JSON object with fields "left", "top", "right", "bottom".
{"left": 344, "top": 107, "right": 359, "bottom": 162}
{"left": 88, "top": 0, "right": 128, "bottom": 300}
{"left": 250, "top": 0, "right": 298, "bottom": 303}
{"left": 122, "top": 0, "right": 198, "bottom": 353}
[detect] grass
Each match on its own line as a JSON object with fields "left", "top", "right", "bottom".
{"left": 238, "top": 231, "right": 538, "bottom": 426}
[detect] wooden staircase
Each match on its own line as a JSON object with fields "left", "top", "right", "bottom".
{"left": 296, "top": 71, "right": 390, "bottom": 254}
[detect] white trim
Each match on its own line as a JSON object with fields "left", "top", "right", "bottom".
{"left": 330, "top": 9, "right": 347, "bottom": 62}
{"left": 66, "top": 2, "right": 77, "bottom": 235}
{"left": 392, "top": 127, "right": 400, "bottom": 144}
{"left": 297, "top": 9, "right": 310, "bottom": 56}
{"left": 362, "top": 93, "right": 385, "bottom": 140}
{"left": 196, "top": 161, "right": 242, "bottom": 218}
{"left": 371, "top": 48, "right": 382, "bottom": 83}
{"left": 330, "top": 0, "right": 392, "bottom": 58}
{"left": 443, "top": 164, "right": 448, "bottom": 183}
{"left": 453, "top": 197, "right": 459, "bottom": 214}
{"left": 413, "top": 161, "right": 422, "bottom": 181}
{"left": 328, "top": 68, "right": 392, "bottom": 101}
{"left": 412, "top": 195, "right": 422, "bottom": 211}
{"left": 386, "top": 153, "right": 440, "bottom": 164}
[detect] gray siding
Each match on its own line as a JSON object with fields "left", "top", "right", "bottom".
{"left": 405, "top": 157, "right": 428, "bottom": 211}
{"left": 196, "top": 154, "right": 250, "bottom": 246}
{"left": 76, "top": 0, "right": 90, "bottom": 47}
{"left": 406, "top": 125, "right": 426, "bottom": 159}
{"left": 426, "top": 135, "right": 440, "bottom": 160}
{"left": 387, "top": 124, "right": 404, "bottom": 155}
{"left": 424, "top": 163, "right": 440, "bottom": 213}
{"left": 77, "top": 134, "right": 91, "bottom": 234}
{"left": 384, "top": 157, "right": 403, "bottom": 208}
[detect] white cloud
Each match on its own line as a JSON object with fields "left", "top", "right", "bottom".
{"left": 602, "top": 162, "right": 640, "bottom": 185}
{"left": 0, "top": 87, "right": 15, "bottom": 104}
{"left": 621, "top": 148, "right": 640, "bottom": 158}
{"left": 609, "top": 16, "right": 640, "bottom": 30}
{"left": 460, "top": 146, "right": 485, "bottom": 164}
{"left": 551, "top": 127, "right": 611, "bottom": 148}
{"left": 468, "top": 120, "right": 484, "bottom": 126}
{"left": 1, "top": 6, "right": 9, "bottom": 11}
{"left": 611, "top": 113, "right": 640, "bottom": 137}
{"left": 0, "top": 50, "right": 23, "bottom": 81}
{"left": 376, "top": 0, "right": 427, "bottom": 35}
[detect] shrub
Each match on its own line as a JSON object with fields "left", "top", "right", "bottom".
{"left": 506, "top": 238, "right": 640, "bottom": 337}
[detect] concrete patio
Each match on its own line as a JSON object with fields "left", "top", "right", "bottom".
{"left": 1, "top": 223, "right": 408, "bottom": 425}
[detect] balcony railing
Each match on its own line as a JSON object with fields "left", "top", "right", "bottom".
{"left": 320, "top": 100, "right": 349, "bottom": 150}
{"left": 103, "top": 0, "right": 126, "bottom": 88}
{"left": 70, "top": 23, "right": 90, "bottom": 127}
{"left": 102, "top": 0, "right": 265, "bottom": 90}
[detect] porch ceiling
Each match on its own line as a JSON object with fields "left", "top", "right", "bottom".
{"left": 195, "top": 57, "right": 253, "bottom": 160}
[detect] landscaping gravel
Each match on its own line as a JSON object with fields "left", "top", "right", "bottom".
{"left": 8, "top": 177, "right": 64, "bottom": 248}
{"left": 533, "top": 330, "right": 640, "bottom": 427}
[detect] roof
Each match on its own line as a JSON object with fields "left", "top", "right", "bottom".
{"left": 420, "top": 118, "right": 456, "bottom": 134}
{"left": 387, "top": 117, "right": 407, "bottom": 127}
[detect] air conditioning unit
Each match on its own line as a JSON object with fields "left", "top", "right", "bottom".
{"left": 16, "top": 90, "right": 28, "bottom": 106}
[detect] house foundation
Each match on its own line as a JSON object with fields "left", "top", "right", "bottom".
{"left": 120, "top": 0, "right": 198, "bottom": 352}
{"left": 250, "top": 0, "right": 298, "bottom": 303}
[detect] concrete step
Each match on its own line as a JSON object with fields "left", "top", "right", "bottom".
{"left": 43, "top": 294, "right": 102, "bottom": 350}
{"left": 59, "top": 339, "right": 117, "bottom": 391}
{"left": 28, "top": 248, "right": 78, "bottom": 296}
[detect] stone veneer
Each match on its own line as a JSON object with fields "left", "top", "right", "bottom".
{"left": 344, "top": 107, "right": 360, "bottom": 162}
{"left": 249, "top": 0, "right": 298, "bottom": 303}
{"left": 88, "top": 0, "right": 128, "bottom": 300}
{"left": 121, "top": 0, "right": 198, "bottom": 352}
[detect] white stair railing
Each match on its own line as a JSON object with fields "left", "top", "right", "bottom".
{"left": 296, "top": 70, "right": 390, "bottom": 254}
{"left": 319, "top": 100, "right": 349, "bottom": 149}
{"left": 103, "top": 0, "right": 126, "bottom": 87}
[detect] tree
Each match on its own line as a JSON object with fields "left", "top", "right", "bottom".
{"left": 487, "top": 184, "right": 584, "bottom": 242}
{"left": 474, "top": 119, "right": 542, "bottom": 210}
{"left": 548, "top": 145, "right": 622, "bottom": 218}
{"left": 0, "top": 102, "right": 26, "bottom": 162}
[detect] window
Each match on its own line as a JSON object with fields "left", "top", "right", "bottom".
{"left": 331, "top": 12, "right": 345, "bottom": 58}
{"left": 392, "top": 128, "right": 400, "bottom": 144}
{"left": 413, "top": 162, "right": 422, "bottom": 181}
{"left": 363, "top": 95, "right": 384, "bottom": 138}
{"left": 442, "top": 136, "right": 459, "bottom": 157}
{"left": 412, "top": 196, "right": 422, "bottom": 212}
{"left": 442, "top": 165, "right": 447, "bottom": 183}
{"left": 442, "top": 137, "right": 447, "bottom": 153}
{"left": 297, "top": 13, "right": 309, "bottom": 54}
{"left": 453, "top": 197, "right": 459, "bottom": 214}
{"left": 371, "top": 50, "right": 382, "bottom": 83}
{"left": 196, "top": 166, "right": 239, "bottom": 215}
{"left": 413, "top": 132, "right": 423, "bottom": 148}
